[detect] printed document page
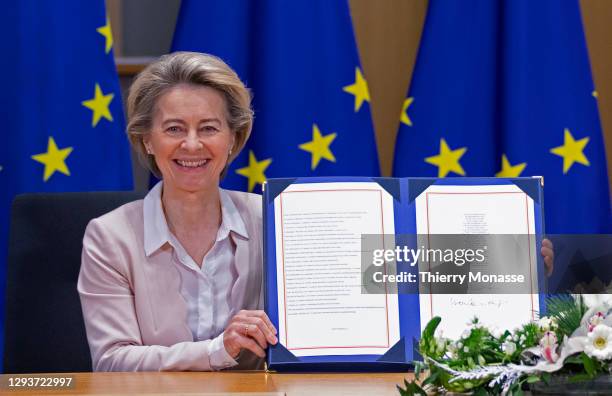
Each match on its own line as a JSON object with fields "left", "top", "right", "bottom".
{"left": 415, "top": 184, "right": 539, "bottom": 339}
{"left": 274, "top": 182, "right": 400, "bottom": 357}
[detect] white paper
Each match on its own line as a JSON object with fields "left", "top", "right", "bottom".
{"left": 274, "top": 182, "right": 400, "bottom": 356}
{"left": 415, "top": 184, "right": 539, "bottom": 339}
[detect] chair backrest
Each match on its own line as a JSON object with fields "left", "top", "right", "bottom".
{"left": 4, "top": 191, "right": 145, "bottom": 373}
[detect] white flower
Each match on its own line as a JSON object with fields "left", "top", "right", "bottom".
{"left": 502, "top": 340, "right": 517, "bottom": 356}
{"left": 463, "top": 346, "right": 470, "bottom": 353}
{"left": 577, "top": 301, "right": 612, "bottom": 337}
{"left": 447, "top": 342, "right": 458, "bottom": 358}
{"left": 581, "top": 294, "right": 612, "bottom": 309}
{"left": 435, "top": 337, "right": 447, "bottom": 354}
{"left": 520, "top": 335, "right": 526, "bottom": 344}
{"left": 584, "top": 324, "right": 612, "bottom": 361}
{"left": 540, "top": 331, "right": 558, "bottom": 348}
{"left": 538, "top": 317, "right": 557, "bottom": 332}
{"left": 580, "top": 297, "right": 611, "bottom": 323}
{"left": 588, "top": 311, "right": 606, "bottom": 332}
{"left": 539, "top": 331, "right": 559, "bottom": 363}
{"left": 489, "top": 326, "right": 503, "bottom": 339}
{"left": 461, "top": 329, "right": 472, "bottom": 339}
{"left": 457, "top": 342, "right": 463, "bottom": 349}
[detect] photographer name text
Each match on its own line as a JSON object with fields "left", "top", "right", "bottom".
{"left": 372, "top": 271, "right": 525, "bottom": 284}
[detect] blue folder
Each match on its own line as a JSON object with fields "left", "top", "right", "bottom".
{"left": 263, "top": 176, "right": 546, "bottom": 372}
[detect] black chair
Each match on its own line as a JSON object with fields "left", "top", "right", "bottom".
{"left": 4, "top": 191, "right": 145, "bottom": 373}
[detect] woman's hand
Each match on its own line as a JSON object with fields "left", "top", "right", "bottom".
{"left": 541, "top": 238, "right": 554, "bottom": 276}
{"left": 223, "top": 310, "right": 278, "bottom": 358}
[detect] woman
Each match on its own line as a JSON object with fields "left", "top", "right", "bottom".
{"left": 78, "top": 52, "right": 276, "bottom": 371}
{"left": 78, "top": 51, "right": 555, "bottom": 372}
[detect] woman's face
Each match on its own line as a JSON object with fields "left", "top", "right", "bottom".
{"left": 145, "top": 83, "right": 234, "bottom": 194}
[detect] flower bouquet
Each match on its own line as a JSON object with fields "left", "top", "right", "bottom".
{"left": 398, "top": 294, "right": 612, "bottom": 395}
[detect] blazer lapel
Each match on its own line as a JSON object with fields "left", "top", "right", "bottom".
{"left": 141, "top": 246, "right": 193, "bottom": 343}
{"left": 230, "top": 233, "right": 261, "bottom": 314}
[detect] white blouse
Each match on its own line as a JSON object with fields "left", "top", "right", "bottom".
{"left": 143, "top": 182, "right": 247, "bottom": 370}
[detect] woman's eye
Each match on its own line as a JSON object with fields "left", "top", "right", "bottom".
{"left": 202, "top": 126, "right": 219, "bottom": 134}
{"left": 166, "top": 126, "right": 182, "bottom": 134}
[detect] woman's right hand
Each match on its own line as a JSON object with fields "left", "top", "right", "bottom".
{"left": 223, "top": 310, "right": 278, "bottom": 358}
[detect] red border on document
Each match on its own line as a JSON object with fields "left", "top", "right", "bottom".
{"left": 278, "top": 189, "right": 391, "bottom": 351}
{"left": 424, "top": 191, "right": 536, "bottom": 321}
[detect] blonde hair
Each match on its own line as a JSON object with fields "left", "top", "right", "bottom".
{"left": 126, "top": 51, "right": 253, "bottom": 178}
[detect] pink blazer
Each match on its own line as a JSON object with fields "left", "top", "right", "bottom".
{"left": 77, "top": 190, "right": 264, "bottom": 371}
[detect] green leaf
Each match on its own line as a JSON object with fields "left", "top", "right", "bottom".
{"left": 414, "top": 362, "right": 422, "bottom": 378}
{"left": 545, "top": 294, "right": 587, "bottom": 338}
{"left": 564, "top": 354, "right": 583, "bottom": 364}
{"left": 473, "top": 388, "right": 489, "bottom": 396}
{"left": 541, "top": 372, "right": 551, "bottom": 385}
{"left": 421, "top": 370, "right": 440, "bottom": 387}
{"left": 422, "top": 317, "right": 441, "bottom": 341}
{"left": 526, "top": 375, "right": 541, "bottom": 384}
{"left": 580, "top": 352, "right": 596, "bottom": 377}
{"left": 397, "top": 379, "right": 427, "bottom": 396}
{"left": 419, "top": 317, "right": 442, "bottom": 358}
{"left": 421, "top": 371, "right": 440, "bottom": 386}
{"left": 569, "top": 373, "right": 592, "bottom": 383}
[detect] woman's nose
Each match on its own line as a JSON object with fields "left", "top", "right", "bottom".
{"left": 181, "top": 130, "right": 203, "bottom": 150}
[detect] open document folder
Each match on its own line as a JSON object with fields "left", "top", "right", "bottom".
{"left": 263, "top": 177, "right": 546, "bottom": 371}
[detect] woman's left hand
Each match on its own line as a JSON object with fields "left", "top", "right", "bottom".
{"left": 223, "top": 310, "right": 278, "bottom": 359}
{"left": 541, "top": 238, "right": 554, "bottom": 276}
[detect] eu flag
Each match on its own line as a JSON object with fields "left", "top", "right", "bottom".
{"left": 172, "top": 0, "right": 379, "bottom": 193}
{"left": 392, "top": 0, "right": 611, "bottom": 233}
{"left": 0, "top": 0, "right": 133, "bottom": 365}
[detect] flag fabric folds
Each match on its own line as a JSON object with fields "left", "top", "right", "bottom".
{"left": 0, "top": 0, "right": 133, "bottom": 366}
{"left": 392, "top": 0, "right": 611, "bottom": 233}
{"left": 172, "top": 0, "right": 380, "bottom": 193}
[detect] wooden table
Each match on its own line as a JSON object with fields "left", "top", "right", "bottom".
{"left": 0, "top": 372, "right": 414, "bottom": 395}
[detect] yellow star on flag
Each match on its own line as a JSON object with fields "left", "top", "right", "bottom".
{"left": 342, "top": 67, "right": 370, "bottom": 112}
{"left": 425, "top": 138, "right": 467, "bottom": 177}
{"left": 400, "top": 97, "right": 414, "bottom": 126}
{"left": 235, "top": 150, "right": 272, "bottom": 192}
{"left": 550, "top": 128, "right": 590, "bottom": 174}
{"left": 31, "top": 136, "right": 73, "bottom": 182}
{"left": 97, "top": 17, "right": 113, "bottom": 54}
{"left": 299, "top": 124, "right": 337, "bottom": 170}
{"left": 82, "top": 83, "right": 114, "bottom": 127}
{"left": 495, "top": 154, "right": 526, "bottom": 177}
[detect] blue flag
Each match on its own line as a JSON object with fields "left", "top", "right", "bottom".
{"left": 392, "top": 0, "right": 611, "bottom": 233}
{"left": 0, "top": 0, "right": 133, "bottom": 365}
{"left": 172, "top": 0, "right": 379, "bottom": 193}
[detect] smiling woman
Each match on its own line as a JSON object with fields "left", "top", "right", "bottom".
{"left": 126, "top": 52, "right": 252, "bottom": 180}
{"left": 144, "top": 84, "right": 234, "bottom": 195}
{"left": 77, "top": 52, "right": 277, "bottom": 372}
